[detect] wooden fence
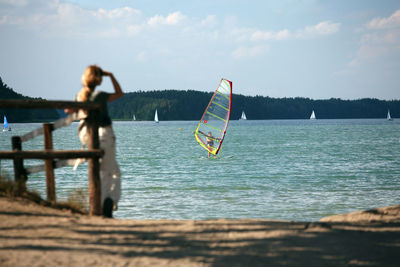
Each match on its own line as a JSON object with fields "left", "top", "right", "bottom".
{"left": 0, "top": 100, "right": 104, "bottom": 215}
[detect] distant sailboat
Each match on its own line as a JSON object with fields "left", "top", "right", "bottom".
{"left": 239, "top": 110, "right": 247, "bottom": 120}
{"left": 310, "top": 110, "right": 316, "bottom": 120}
{"left": 387, "top": 110, "right": 392, "bottom": 121}
{"left": 133, "top": 114, "right": 136, "bottom": 121}
{"left": 3, "top": 115, "right": 11, "bottom": 131}
{"left": 154, "top": 109, "right": 159, "bottom": 123}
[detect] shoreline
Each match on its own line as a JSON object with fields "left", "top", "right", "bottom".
{"left": 1, "top": 196, "right": 399, "bottom": 266}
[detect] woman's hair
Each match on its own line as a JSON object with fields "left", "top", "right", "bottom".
{"left": 78, "top": 65, "right": 103, "bottom": 102}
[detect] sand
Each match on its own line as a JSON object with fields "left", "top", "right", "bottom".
{"left": 1, "top": 196, "right": 399, "bottom": 267}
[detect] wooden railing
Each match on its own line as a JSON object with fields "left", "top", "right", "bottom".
{"left": 0, "top": 100, "right": 104, "bottom": 215}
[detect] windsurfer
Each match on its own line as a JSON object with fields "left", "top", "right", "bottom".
{"left": 194, "top": 78, "right": 232, "bottom": 158}
{"left": 206, "top": 132, "right": 214, "bottom": 158}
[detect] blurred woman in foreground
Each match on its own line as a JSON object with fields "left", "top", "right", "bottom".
{"left": 66, "top": 65, "right": 123, "bottom": 218}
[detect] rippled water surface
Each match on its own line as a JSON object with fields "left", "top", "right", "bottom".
{"left": 1, "top": 119, "right": 400, "bottom": 221}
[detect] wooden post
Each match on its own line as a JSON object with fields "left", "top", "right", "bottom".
{"left": 43, "top": 123, "right": 56, "bottom": 202}
{"left": 11, "top": 136, "right": 27, "bottom": 194}
{"left": 88, "top": 112, "right": 102, "bottom": 216}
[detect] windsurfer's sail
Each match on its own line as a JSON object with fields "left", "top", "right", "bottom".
{"left": 194, "top": 78, "right": 232, "bottom": 156}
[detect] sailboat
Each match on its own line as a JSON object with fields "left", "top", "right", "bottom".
{"left": 132, "top": 114, "right": 136, "bottom": 121}
{"left": 239, "top": 110, "right": 247, "bottom": 120}
{"left": 387, "top": 110, "right": 392, "bottom": 121}
{"left": 310, "top": 110, "right": 316, "bottom": 120}
{"left": 3, "top": 115, "right": 11, "bottom": 131}
{"left": 154, "top": 109, "right": 159, "bottom": 123}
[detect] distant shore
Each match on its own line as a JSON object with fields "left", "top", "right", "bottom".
{"left": 1, "top": 196, "right": 399, "bottom": 266}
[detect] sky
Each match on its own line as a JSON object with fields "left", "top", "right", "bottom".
{"left": 0, "top": 0, "right": 400, "bottom": 100}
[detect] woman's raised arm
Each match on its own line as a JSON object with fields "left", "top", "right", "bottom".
{"left": 103, "top": 71, "right": 123, "bottom": 102}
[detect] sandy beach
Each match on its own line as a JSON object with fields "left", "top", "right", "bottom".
{"left": 0, "top": 196, "right": 399, "bottom": 267}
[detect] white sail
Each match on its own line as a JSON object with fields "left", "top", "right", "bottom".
{"left": 133, "top": 114, "right": 136, "bottom": 121}
{"left": 154, "top": 109, "right": 159, "bottom": 123}
{"left": 387, "top": 110, "right": 392, "bottom": 121}
{"left": 310, "top": 110, "right": 316, "bottom": 120}
{"left": 239, "top": 111, "right": 247, "bottom": 120}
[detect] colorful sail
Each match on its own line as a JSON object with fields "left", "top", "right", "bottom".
{"left": 3, "top": 115, "right": 11, "bottom": 131}
{"left": 194, "top": 78, "right": 232, "bottom": 156}
{"left": 3, "top": 116, "right": 8, "bottom": 129}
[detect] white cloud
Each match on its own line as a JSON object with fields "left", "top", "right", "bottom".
{"left": 367, "top": 9, "right": 400, "bottom": 29}
{"left": 361, "top": 31, "right": 400, "bottom": 45}
{"left": 94, "top": 6, "right": 140, "bottom": 20}
{"left": 232, "top": 21, "right": 339, "bottom": 43}
{"left": 251, "top": 30, "right": 273, "bottom": 41}
{"left": 232, "top": 45, "right": 269, "bottom": 60}
{"left": 201, "top": 15, "right": 217, "bottom": 27}
{"left": 275, "top": 29, "right": 290, "bottom": 40}
{"left": 348, "top": 10, "right": 400, "bottom": 68}
{"left": 251, "top": 29, "right": 290, "bottom": 41}
{"left": 126, "top": 24, "right": 141, "bottom": 36}
{"left": 230, "top": 27, "right": 255, "bottom": 42}
{"left": 0, "top": 0, "right": 143, "bottom": 38}
{"left": 148, "top": 15, "right": 164, "bottom": 26}
{"left": 166, "top": 11, "right": 185, "bottom": 25}
{"left": 148, "top": 11, "right": 185, "bottom": 26}
{"left": 96, "top": 28, "right": 121, "bottom": 39}
{"left": 0, "top": 1, "right": 343, "bottom": 70}
{"left": 348, "top": 45, "right": 387, "bottom": 67}
{"left": 296, "top": 21, "right": 341, "bottom": 38}
{"left": 0, "top": 0, "right": 341, "bottom": 47}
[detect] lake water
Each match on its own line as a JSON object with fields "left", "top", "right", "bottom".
{"left": 1, "top": 119, "right": 400, "bottom": 221}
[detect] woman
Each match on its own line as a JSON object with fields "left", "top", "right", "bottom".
{"left": 66, "top": 65, "right": 123, "bottom": 218}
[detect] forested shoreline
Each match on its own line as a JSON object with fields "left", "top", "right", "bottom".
{"left": 0, "top": 77, "right": 59, "bottom": 122}
{"left": 1, "top": 76, "right": 399, "bottom": 122}
{"left": 109, "top": 90, "right": 399, "bottom": 121}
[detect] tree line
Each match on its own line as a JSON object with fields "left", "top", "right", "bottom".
{"left": 1, "top": 75, "right": 399, "bottom": 122}
{"left": 0, "top": 77, "right": 59, "bottom": 123}
{"left": 109, "top": 90, "right": 399, "bottom": 121}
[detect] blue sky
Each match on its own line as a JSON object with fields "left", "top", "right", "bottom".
{"left": 0, "top": 0, "right": 399, "bottom": 100}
